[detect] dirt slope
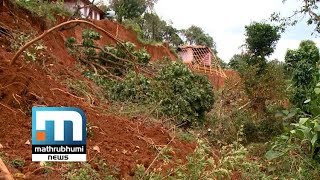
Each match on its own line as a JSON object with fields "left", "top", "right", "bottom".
{"left": 0, "top": 2, "right": 195, "bottom": 179}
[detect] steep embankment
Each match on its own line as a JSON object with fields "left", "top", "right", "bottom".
{"left": 0, "top": 2, "right": 194, "bottom": 179}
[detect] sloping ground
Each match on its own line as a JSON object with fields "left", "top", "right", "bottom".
{"left": 0, "top": 59, "right": 195, "bottom": 179}
{"left": 0, "top": 2, "right": 195, "bottom": 179}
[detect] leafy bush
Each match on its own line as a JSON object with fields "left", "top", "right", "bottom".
{"left": 109, "top": 71, "right": 153, "bottom": 103}
{"left": 107, "top": 62, "right": 214, "bottom": 125}
{"left": 266, "top": 82, "right": 320, "bottom": 163}
{"left": 154, "top": 62, "right": 214, "bottom": 125}
{"left": 284, "top": 40, "right": 320, "bottom": 110}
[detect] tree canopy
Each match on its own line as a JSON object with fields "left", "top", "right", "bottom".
{"left": 110, "top": 0, "right": 147, "bottom": 22}
{"left": 284, "top": 40, "right": 320, "bottom": 109}
{"left": 182, "top": 25, "right": 216, "bottom": 50}
{"left": 245, "top": 22, "right": 281, "bottom": 58}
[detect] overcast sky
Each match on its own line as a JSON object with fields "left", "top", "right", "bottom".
{"left": 154, "top": 0, "right": 320, "bottom": 62}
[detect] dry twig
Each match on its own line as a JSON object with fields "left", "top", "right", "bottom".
{"left": 145, "top": 135, "right": 175, "bottom": 173}
{"left": 50, "top": 88, "right": 85, "bottom": 100}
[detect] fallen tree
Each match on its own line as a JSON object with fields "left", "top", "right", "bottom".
{"left": 10, "top": 19, "right": 140, "bottom": 74}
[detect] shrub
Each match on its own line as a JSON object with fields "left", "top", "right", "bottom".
{"left": 109, "top": 71, "right": 154, "bottom": 103}
{"left": 266, "top": 82, "right": 320, "bottom": 164}
{"left": 154, "top": 62, "right": 214, "bottom": 125}
{"left": 284, "top": 40, "right": 320, "bottom": 110}
{"left": 108, "top": 62, "right": 214, "bottom": 126}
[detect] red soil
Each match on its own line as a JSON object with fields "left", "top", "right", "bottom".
{"left": 0, "top": 2, "right": 196, "bottom": 179}
{"left": 0, "top": 59, "right": 195, "bottom": 179}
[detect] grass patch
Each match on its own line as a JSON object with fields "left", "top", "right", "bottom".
{"left": 14, "top": 0, "right": 72, "bottom": 24}
{"left": 177, "top": 130, "right": 196, "bottom": 142}
{"left": 11, "top": 158, "right": 25, "bottom": 168}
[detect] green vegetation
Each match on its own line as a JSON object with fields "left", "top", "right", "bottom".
{"left": 285, "top": 40, "right": 320, "bottom": 111}
{"left": 66, "top": 29, "right": 151, "bottom": 76}
{"left": 61, "top": 18, "right": 320, "bottom": 177}
{"left": 11, "top": 158, "right": 25, "bottom": 168}
{"left": 225, "top": 22, "right": 287, "bottom": 144}
{"left": 110, "top": 0, "right": 148, "bottom": 23}
{"left": 64, "top": 163, "right": 100, "bottom": 180}
{"left": 14, "top": 0, "right": 71, "bottom": 23}
{"left": 182, "top": 25, "right": 216, "bottom": 51}
{"left": 7, "top": 0, "right": 320, "bottom": 179}
{"left": 64, "top": 161, "right": 115, "bottom": 180}
{"left": 154, "top": 62, "right": 214, "bottom": 125}
{"left": 245, "top": 22, "right": 281, "bottom": 58}
{"left": 10, "top": 32, "right": 46, "bottom": 62}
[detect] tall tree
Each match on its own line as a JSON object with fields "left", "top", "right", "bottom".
{"left": 182, "top": 25, "right": 216, "bottom": 50}
{"left": 245, "top": 22, "right": 281, "bottom": 58}
{"left": 141, "top": 12, "right": 166, "bottom": 41}
{"left": 130, "top": 13, "right": 183, "bottom": 47}
{"left": 236, "top": 22, "right": 283, "bottom": 112}
{"left": 243, "top": 22, "right": 281, "bottom": 73}
{"left": 111, "top": 0, "right": 147, "bottom": 23}
{"left": 284, "top": 40, "right": 320, "bottom": 110}
{"left": 145, "top": 0, "right": 158, "bottom": 12}
{"left": 163, "top": 24, "right": 183, "bottom": 47}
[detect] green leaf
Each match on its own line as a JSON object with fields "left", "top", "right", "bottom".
{"left": 311, "top": 134, "right": 318, "bottom": 147}
{"left": 315, "top": 88, "right": 320, "bottom": 94}
{"left": 299, "top": 118, "right": 309, "bottom": 125}
{"left": 265, "top": 150, "right": 285, "bottom": 160}
{"left": 282, "top": 110, "right": 289, "bottom": 115}
{"left": 286, "top": 111, "right": 296, "bottom": 119}
{"left": 290, "top": 130, "right": 296, "bottom": 134}
{"left": 314, "top": 123, "right": 320, "bottom": 131}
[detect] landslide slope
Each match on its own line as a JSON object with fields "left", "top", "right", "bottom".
{"left": 0, "top": 2, "right": 194, "bottom": 179}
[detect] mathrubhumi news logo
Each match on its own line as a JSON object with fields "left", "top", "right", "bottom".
{"left": 32, "top": 107, "right": 86, "bottom": 162}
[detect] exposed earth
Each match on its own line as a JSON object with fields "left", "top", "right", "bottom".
{"left": 0, "top": 1, "right": 232, "bottom": 179}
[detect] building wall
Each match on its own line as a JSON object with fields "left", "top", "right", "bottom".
{"left": 179, "top": 48, "right": 193, "bottom": 64}
{"left": 64, "top": 1, "right": 101, "bottom": 20}
{"left": 97, "top": 13, "right": 100, "bottom": 20}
